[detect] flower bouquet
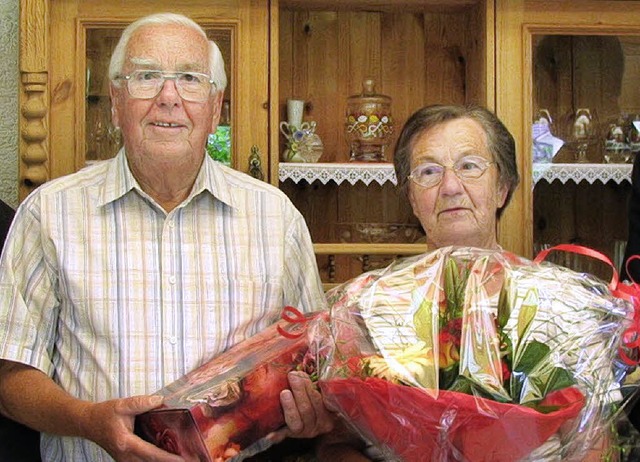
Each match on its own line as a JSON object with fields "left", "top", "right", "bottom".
{"left": 312, "top": 246, "right": 637, "bottom": 461}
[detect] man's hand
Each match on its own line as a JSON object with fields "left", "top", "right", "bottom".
{"left": 270, "top": 371, "right": 336, "bottom": 444}
{"left": 79, "top": 395, "right": 184, "bottom": 462}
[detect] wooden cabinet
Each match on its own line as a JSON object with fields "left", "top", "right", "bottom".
{"left": 19, "top": 0, "right": 269, "bottom": 200}
{"left": 28, "top": 1, "right": 638, "bottom": 286}
{"left": 496, "top": 0, "right": 640, "bottom": 278}
{"left": 273, "top": 0, "right": 494, "bottom": 286}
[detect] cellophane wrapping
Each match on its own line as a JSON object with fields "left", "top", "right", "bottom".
{"left": 311, "top": 246, "right": 638, "bottom": 462}
{"left": 135, "top": 311, "right": 321, "bottom": 462}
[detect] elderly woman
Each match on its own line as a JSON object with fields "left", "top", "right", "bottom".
{"left": 393, "top": 104, "right": 519, "bottom": 250}
{"left": 316, "top": 104, "right": 610, "bottom": 462}
{"left": 316, "top": 104, "right": 518, "bottom": 462}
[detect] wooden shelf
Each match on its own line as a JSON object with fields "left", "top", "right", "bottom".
{"left": 279, "top": 0, "right": 480, "bottom": 12}
{"left": 314, "top": 243, "right": 428, "bottom": 255}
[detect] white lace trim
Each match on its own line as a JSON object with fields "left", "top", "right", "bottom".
{"left": 278, "top": 162, "right": 397, "bottom": 186}
{"left": 532, "top": 163, "right": 632, "bottom": 185}
{"left": 278, "top": 162, "right": 633, "bottom": 186}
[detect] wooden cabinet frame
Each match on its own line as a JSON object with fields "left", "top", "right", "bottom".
{"left": 496, "top": 0, "right": 640, "bottom": 258}
{"left": 19, "top": 0, "right": 48, "bottom": 201}
{"left": 19, "top": 0, "right": 269, "bottom": 202}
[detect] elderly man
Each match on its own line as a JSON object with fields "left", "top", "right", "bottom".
{"left": 0, "top": 13, "right": 330, "bottom": 462}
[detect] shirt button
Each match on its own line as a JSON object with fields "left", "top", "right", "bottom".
{"left": 168, "top": 220, "right": 175, "bottom": 228}
{"left": 169, "top": 275, "right": 176, "bottom": 284}
{"left": 169, "top": 336, "right": 177, "bottom": 345}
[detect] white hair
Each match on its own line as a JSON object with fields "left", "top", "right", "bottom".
{"left": 108, "top": 12, "right": 227, "bottom": 92}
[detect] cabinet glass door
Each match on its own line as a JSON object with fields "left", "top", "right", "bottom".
{"left": 85, "top": 28, "right": 233, "bottom": 165}
{"left": 531, "top": 33, "right": 640, "bottom": 277}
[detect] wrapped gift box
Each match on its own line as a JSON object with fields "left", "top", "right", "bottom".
{"left": 135, "top": 311, "right": 316, "bottom": 462}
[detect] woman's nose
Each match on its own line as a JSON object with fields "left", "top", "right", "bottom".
{"left": 438, "top": 168, "right": 465, "bottom": 194}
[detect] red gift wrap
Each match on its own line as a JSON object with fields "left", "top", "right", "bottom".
{"left": 320, "top": 378, "right": 584, "bottom": 462}
{"left": 135, "top": 310, "right": 318, "bottom": 462}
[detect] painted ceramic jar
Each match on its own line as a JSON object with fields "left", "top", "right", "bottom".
{"left": 345, "top": 79, "right": 393, "bottom": 162}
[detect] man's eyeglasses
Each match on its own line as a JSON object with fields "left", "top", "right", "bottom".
{"left": 114, "top": 70, "right": 216, "bottom": 103}
{"left": 408, "top": 155, "right": 494, "bottom": 188}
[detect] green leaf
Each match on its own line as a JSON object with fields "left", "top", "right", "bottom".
{"left": 439, "top": 365, "right": 460, "bottom": 390}
{"left": 413, "top": 297, "right": 433, "bottom": 343}
{"left": 497, "top": 284, "right": 511, "bottom": 329}
{"left": 513, "top": 340, "right": 550, "bottom": 375}
{"left": 524, "top": 403, "right": 564, "bottom": 414}
{"left": 516, "top": 288, "right": 539, "bottom": 350}
{"left": 539, "top": 367, "right": 575, "bottom": 395}
{"left": 447, "top": 375, "right": 473, "bottom": 394}
{"left": 444, "top": 258, "right": 459, "bottom": 322}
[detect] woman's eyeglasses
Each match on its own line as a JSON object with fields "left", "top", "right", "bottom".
{"left": 408, "top": 156, "right": 494, "bottom": 188}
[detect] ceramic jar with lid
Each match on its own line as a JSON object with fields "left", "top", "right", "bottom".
{"left": 345, "top": 79, "right": 393, "bottom": 162}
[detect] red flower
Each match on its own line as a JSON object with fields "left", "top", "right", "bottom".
{"left": 501, "top": 360, "right": 511, "bottom": 382}
{"left": 439, "top": 335, "right": 460, "bottom": 369}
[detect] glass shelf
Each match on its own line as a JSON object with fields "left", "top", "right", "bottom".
{"left": 532, "top": 163, "right": 632, "bottom": 185}
{"left": 280, "top": 162, "right": 633, "bottom": 186}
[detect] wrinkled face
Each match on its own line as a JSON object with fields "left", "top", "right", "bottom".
{"left": 110, "top": 23, "right": 222, "bottom": 175}
{"left": 408, "top": 118, "right": 508, "bottom": 250}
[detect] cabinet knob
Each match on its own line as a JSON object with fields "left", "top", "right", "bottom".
{"left": 248, "top": 145, "right": 264, "bottom": 181}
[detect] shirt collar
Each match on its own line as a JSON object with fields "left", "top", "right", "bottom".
{"left": 98, "top": 148, "right": 238, "bottom": 210}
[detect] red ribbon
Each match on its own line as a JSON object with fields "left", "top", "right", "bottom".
{"left": 534, "top": 244, "right": 640, "bottom": 365}
{"left": 617, "top": 255, "right": 640, "bottom": 364}
{"left": 277, "top": 305, "right": 310, "bottom": 339}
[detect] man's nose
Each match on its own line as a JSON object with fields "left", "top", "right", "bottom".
{"left": 156, "top": 78, "right": 182, "bottom": 104}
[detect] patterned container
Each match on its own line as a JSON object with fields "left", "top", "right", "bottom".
{"left": 345, "top": 79, "right": 393, "bottom": 162}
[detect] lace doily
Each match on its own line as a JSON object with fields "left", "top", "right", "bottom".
{"left": 279, "top": 162, "right": 633, "bottom": 187}
{"left": 533, "top": 163, "right": 632, "bottom": 185}
{"left": 279, "top": 162, "right": 397, "bottom": 186}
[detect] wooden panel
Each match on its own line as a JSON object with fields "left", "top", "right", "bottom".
{"left": 280, "top": 0, "right": 480, "bottom": 13}
{"left": 278, "top": 3, "right": 488, "bottom": 284}
{"left": 533, "top": 181, "right": 631, "bottom": 279}
{"left": 49, "top": 0, "right": 78, "bottom": 180}
{"left": 279, "top": 7, "right": 483, "bottom": 162}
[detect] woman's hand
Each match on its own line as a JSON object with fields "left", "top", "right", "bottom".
{"left": 269, "top": 371, "right": 336, "bottom": 443}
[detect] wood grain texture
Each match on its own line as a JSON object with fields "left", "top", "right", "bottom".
{"left": 497, "top": 0, "right": 640, "bottom": 260}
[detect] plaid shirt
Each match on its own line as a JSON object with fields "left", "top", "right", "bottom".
{"left": 0, "top": 149, "right": 326, "bottom": 460}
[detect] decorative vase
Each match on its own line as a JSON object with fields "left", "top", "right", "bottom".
{"left": 345, "top": 79, "right": 393, "bottom": 162}
{"left": 280, "top": 121, "right": 324, "bottom": 163}
{"left": 563, "top": 108, "right": 598, "bottom": 163}
{"left": 286, "top": 99, "right": 305, "bottom": 128}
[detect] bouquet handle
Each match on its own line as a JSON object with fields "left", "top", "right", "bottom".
{"left": 534, "top": 244, "right": 640, "bottom": 365}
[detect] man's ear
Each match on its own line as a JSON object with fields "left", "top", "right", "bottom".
{"left": 209, "top": 92, "right": 224, "bottom": 134}
{"left": 109, "top": 84, "right": 120, "bottom": 129}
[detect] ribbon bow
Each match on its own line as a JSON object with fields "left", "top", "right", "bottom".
{"left": 277, "top": 305, "right": 312, "bottom": 339}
